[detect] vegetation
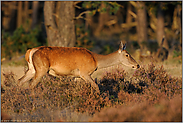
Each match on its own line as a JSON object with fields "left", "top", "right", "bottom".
{"left": 1, "top": 26, "right": 46, "bottom": 60}
{"left": 75, "top": 23, "right": 94, "bottom": 50}
{"left": 1, "top": 1, "right": 182, "bottom": 122}
{"left": 1, "top": 63, "right": 182, "bottom": 122}
{"left": 1, "top": 1, "right": 182, "bottom": 60}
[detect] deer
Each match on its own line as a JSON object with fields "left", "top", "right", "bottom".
{"left": 18, "top": 41, "right": 139, "bottom": 93}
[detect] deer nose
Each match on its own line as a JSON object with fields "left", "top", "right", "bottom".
{"left": 132, "top": 64, "right": 140, "bottom": 69}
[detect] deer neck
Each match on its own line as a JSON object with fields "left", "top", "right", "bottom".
{"left": 93, "top": 50, "right": 121, "bottom": 69}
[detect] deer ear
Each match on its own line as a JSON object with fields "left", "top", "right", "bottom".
{"left": 119, "top": 41, "right": 126, "bottom": 51}
{"left": 122, "top": 43, "right": 126, "bottom": 50}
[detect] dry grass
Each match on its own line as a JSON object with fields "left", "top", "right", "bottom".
{"left": 1, "top": 60, "right": 182, "bottom": 122}
{"left": 91, "top": 94, "right": 182, "bottom": 122}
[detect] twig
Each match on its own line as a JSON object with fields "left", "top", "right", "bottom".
{"left": 129, "top": 1, "right": 137, "bottom": 7}
{"left": 73, "top": 10, "right": 92, "bottom": 20}
{"left": 74, "top": 1, "right": 82, "bottom": 9}
{"left": 129, "top": 10, "right": 137, "bottom": 18}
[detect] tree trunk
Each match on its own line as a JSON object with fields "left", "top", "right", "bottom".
{"left": 126, "top": 2, "right": 132, "bottom": 32}
{"left": 2, "top": 2, "right": 16, "bottom": 32}
{"left": 44, "top": 1, "right": 75, "bottom": 47}
{"left": 24, "top": 1, "right": 29, "bottom": 31}
{"left": 178, "top": 5, "right": 182, "bottom": 49}
{"left": 172, "top": 4, "right": 182, "bottom": 51}
{"left": 17, "top": 1, "right": 23, "bottom": 28}
{"left": 85, "top": 2, "right": 93, "bottom": 31}
{"left": 58, "top": 1, "right": 75, "bottom": 47}
{"left": 157, "top": 2, "right": 165, "bottom": 47}
{"left": 44, "top": 1, "right": 58, "bottom": 46}
{"left": 136, "top": 1, "right": 148, "bottom": 50}
{"left": 7, "top": 2, "right": 17, "bottom": 32}
{"left": 24, "top": 1, "right": 29, "bottom": 20}
{"left": 94, "top": 2, "right": 109, "bottom": 37}
{"left": 157, "top": 2, "right": 169, "bottom": 50}
{"left": 31, "top": 1, "right": 39, "bottom": 29}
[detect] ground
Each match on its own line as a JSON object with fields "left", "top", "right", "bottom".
{"left": 1, "top": 54, "right": 182, "bottom": 122}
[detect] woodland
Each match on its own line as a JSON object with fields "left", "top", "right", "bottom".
{"left": 1, "top": 1, "right": 182, "bottom": 60}
{"left": 1, "top": 1, "right": 182, "bottom": 122}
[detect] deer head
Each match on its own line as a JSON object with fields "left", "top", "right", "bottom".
{"left": 118, "top": 41, "right": 140, "bottom": 69}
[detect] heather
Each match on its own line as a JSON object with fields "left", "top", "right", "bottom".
{"left": 1, "top": 63, "right": 182, "bottom": 122}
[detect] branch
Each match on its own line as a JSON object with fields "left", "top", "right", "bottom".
{"left": 105, "top": 19, "right": 117, "bottom": 26}
{"left": 75, "top": 5, "right": 82, "bottom": 9}
{"left": 121, "top": 22, "right": 137, "bottom": 28}
{"left": 129, "top": 10, "right": 137, "bottom": 18}
{"left": 73, "top": 10, "right": 93, "bottom": 20}
{"left": 129, "top": 1, "right": 137, "bottom": 7}
{"left": 74, "top": 1, "right": 82, "bottom": 5}
{"left": 108, "top": 1, "right": 124, "bottom": 8}
{"left": 74, "top": 1, "right": 82, "bottom": 9}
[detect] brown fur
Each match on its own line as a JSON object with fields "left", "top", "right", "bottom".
{"left": 25, "top": 49, "right": 31, "bottom": 63}
{"left": 32, "top": 47, "right": 97, "bottom": 77}
{"left": 18, "top": 42, "right": 139, "bottom": 93}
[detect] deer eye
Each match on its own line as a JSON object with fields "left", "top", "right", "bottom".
{"left": 126, "top": 54, "right": 129, "bottom": 57}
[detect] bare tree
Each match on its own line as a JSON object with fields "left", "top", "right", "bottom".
{"left": 44, "top": 1, "right": 75, "bottom": 47}
{"left": 94, "top": 2, "right": 109, "bottom": 37}
{"left": 2, "top": 1, "right": 17, "bottom": 32}
{"left": 172, "top": 4, "right": 182, "bottom": 51}
{"left": 157, "top": 2, "right": 169, "bottom": 50}
{"left": 17, "top": 1, "right": 23, "bottom": 28}
{"left": 126, "top": 2, "right": 132, "bottom": 32}
{"left": 31, "top": 1, "right": 39, "bottom": 29}
{"left": 136, "top": 1, "right": 148, "bottom": 50}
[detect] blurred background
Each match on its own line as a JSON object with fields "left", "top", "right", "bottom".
{"left": 1, "top": 1, "right": 182, "bottom": 63}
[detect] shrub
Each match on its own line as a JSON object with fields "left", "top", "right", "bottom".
{"left": 99, "top": 68, "right": 126, "bottom": 99}
{"left": 75, "top": 24, "right": 94, "bottom": 50}
{"left": 1, "top": 26, "right": 46, "bottom": 59}
{"left": 1, "top": 63, "right": 182, "bottom": 122}
{"left": 173, "top": 50, "right": 182, "bottom": 58}
{"left": 91, "top": 94, "right": 182, "bottom": 122}
{"left": 1, "top": 73, "right": 113, "bottom": 121}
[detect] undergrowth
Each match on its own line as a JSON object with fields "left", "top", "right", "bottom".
{"left": 1, "top": 26, "right": 46, "bottom": 60}
{"left": 1, "top": 63, "right": 182, "bottom": 122}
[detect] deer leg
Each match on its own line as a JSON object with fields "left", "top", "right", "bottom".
{"left": 18, "top": 63, "right": 35, "bottom": 87}
{"left": 80, "top": 74, "right": 100, "bottom": 94}
{"left": 29, "top": 54, "right": 49, "bottom": 90}
{"left": 18, "top": 70, "right": 35, "bottom": 87}
{"left": 29, "top": 66, "right": 48, "bottom": 90}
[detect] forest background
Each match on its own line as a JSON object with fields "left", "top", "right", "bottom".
{"left": 1, "top": 1, "right": 182, "bottom": 61}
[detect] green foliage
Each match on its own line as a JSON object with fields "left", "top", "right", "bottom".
{"left": 173, "top": 50, "right": 182, "bottom": 58}
{"left": 1, "top": 25, "right": 46, "bottom": 59}
{"left": 82, "top": 1, "right": 121, "bottom": 15}
{"left": 75, "top": 24, "right": 94, "bottom": 50}
{"left": 146, "top": 1, "right": 182, "bottom": 16}
{"left": 102, "top": 45, "right": 115, "bottom": 55}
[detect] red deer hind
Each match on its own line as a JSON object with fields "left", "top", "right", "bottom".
{"left": 18, "top": 41, "right": 139, "bottom": 93}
